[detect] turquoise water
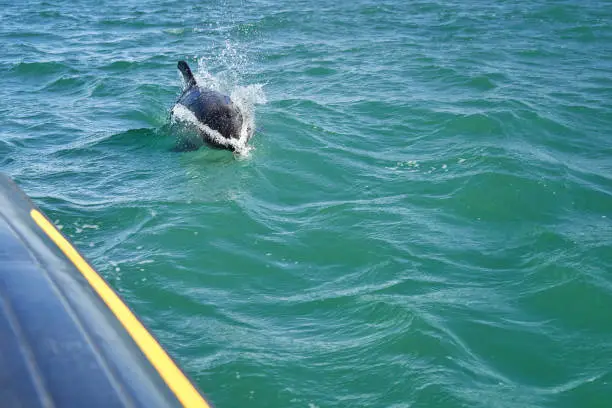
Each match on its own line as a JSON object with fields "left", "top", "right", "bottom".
{"left": 2, "top": 0, "right": 612, "bottom": 406}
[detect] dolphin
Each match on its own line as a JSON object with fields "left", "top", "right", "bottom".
{"left": 172, "top": 60, "right": 245, "bottom": 150}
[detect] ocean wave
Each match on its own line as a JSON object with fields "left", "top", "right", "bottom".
{"left": 11, "top": 60, "right": 76, "bottom": 76}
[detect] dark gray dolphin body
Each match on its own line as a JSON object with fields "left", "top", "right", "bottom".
{"left": 173, "top": 60, "right": 244, "bottom": 150}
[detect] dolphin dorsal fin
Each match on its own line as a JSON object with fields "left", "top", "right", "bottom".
{"left": 178, "top": 60, "right": 197, "bottom": 88}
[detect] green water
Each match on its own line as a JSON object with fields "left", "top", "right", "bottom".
{"left": 2, "top": 0, "right": 612, "bottom": 406}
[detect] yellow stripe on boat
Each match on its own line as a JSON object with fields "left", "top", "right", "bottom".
{"left": 30, "top": 209, "right": 210, "bottom": 408}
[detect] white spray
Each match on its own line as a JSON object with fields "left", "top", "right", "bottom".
{"left": 171, "top": 42, "right": 266, "bottom": 157}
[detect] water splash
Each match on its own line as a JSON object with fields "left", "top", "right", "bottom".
{"left": 193, "top": 40, "right": 252, "bottom": 93}
{"left": 172, "top": 41, "right": 266, "bottom": 157}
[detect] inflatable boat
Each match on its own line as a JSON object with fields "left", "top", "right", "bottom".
{"left": 0, "top": 174, "right": 210, "bottom": 407}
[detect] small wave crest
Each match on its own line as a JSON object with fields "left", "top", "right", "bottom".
{"left": 12, "top": 61, "right": 74, "bottom": 76}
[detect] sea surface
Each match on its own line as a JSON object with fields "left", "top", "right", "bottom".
{"left": 2, "top": 0, "right": 612, "bottom": 407}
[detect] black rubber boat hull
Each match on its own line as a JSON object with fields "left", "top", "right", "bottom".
{"left": 0, "top": 174, "right": 210, "bottom": 408}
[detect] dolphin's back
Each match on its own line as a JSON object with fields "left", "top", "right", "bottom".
{"left": 177, "top": 85, "right": 243, "bottom": 140}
